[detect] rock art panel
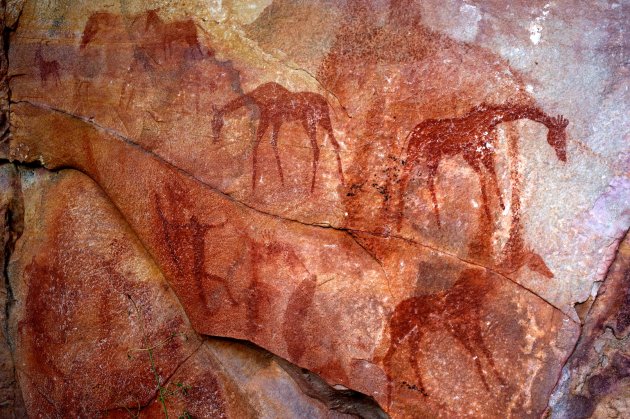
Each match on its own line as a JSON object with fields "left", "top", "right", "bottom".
{"left": 6, "top": 167, "right": 375, "bottom": 418}
{"left": 8, "top": 101, "right": 390, "bottom": 396}
{"left": 2, "top": 0, "right": 628, "bottom": 417}
{"left": 8, "top": 94, "right": 582, "bottom": 416}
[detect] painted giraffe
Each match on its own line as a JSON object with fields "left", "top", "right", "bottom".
{"left": 211, "top": 82, "right": 345, "bottom": 193}
{"left": 381, "top": 268, "right": 506, "bottom": 407}
{"left": 396, "top": 103, "right": 569, "bottom": 230}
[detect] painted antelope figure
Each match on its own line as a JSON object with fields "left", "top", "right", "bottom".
{"left": 382, "top": 268, "right": 505, "bottom": 406}
{"left": 145, "top": 9, "right": 203, "bottom": 58}
{"left": 34, "top": 46, "right": 61, "bottom": 86}
{"left": 211, "top": 82, "right": 345, "bottom": 192}
{"left": 396, "top": 103, "right": 569, "bottom": 229}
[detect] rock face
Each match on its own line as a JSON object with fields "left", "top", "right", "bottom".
{"left": 549, "top": 236, "right": 630, "bottom": 419}
{"left": 1, "top": 0, "right": 628, "bottom": 418}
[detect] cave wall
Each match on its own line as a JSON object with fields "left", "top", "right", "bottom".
{"left": 0, "top": 1, "right": 628, "bottom": 418}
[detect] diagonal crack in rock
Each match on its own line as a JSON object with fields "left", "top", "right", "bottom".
{"left": 9, "top": 99, "right": 576, "bottom": 320}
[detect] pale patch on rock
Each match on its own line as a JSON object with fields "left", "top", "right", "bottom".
{"left": 529, "top": 3, "right": 551, "bottom": 45}
{"left": 226, "top": 0, "right": 272, "bottom": 25}
{"left": 529, "top": 22, "right": 543, "bottom": 44}
{"left": 206, "top": 0, "right": 228, "bottom": 22}
{"left": 419, "top": 0, "right": 482, "bottom": 43}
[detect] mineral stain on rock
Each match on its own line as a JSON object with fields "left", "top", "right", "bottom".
{"left": 283, "top": 273, "right": 318, "bottom": 363}
{"left": 13, "top": 171, "right": 200, "bottom": 417}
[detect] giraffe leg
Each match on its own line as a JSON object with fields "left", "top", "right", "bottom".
{"left": 252, "top": 118, "right": 269, "bottom": 191}
{"left": 194, "top": 85, "right": 200, "bottom": 115}
{"left": 382, "top": 339, "right": 399, "bottom": 409}
{"left": 479, "top": 172, "right": 492, "bottom": 223}
{"left": 465, "top": 155, "right": 491, "bottom": 223}
{"left": 407, "top": 330, "right": 427, "bottom": 395}
{"left": 270, "top": 122, "right": 284, "bottom": 186}
{"left": 119, "top": 81, "right": 130, "bottom": 109}
{"left": 482, "top": 150, "right": 505, "bottom": 211}
{"left": 459, "top": 316, "right": 506, "bottom": 387}
{"left": 126, "top": 85, "right": 136, "bottom": 110}
{"left": 304, "top": 119, "right": 319, "bottom": 193}
{"left": 383, "top": 327, "right": 415, "bottom": 408}
{"left": 478, "top": 335, "right": 506, "bottom": 386}
{"left": 320, "top": 116, "right": 345, "bottom": 187}
{"left": 453, "top": 330, "right": 491, "bottom": 391}
{"left": 74, "top": 80, "right": 89, "bottom": 113}
{"left": 427, "top": 161, "right": 441, "bottom": 227}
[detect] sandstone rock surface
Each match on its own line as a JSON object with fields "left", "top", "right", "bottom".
{"left": 0, "top": 0, "right": 628, "bottom": 418}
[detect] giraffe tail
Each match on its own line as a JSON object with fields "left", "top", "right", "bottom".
{"left": 395, "top": 129, "right": 418, "bottom": 231}
{"left": 398, "top": 126, "right": 417, "bottom": 163}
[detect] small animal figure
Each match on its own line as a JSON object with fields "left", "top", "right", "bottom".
{"left": 34, "top": 46, "right": 61, "bottom": 87}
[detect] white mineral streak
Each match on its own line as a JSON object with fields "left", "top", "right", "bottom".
{"left": 226, "top": 0, "right": 272, "bottom": 25}
{"left": 521, "top": 304, "right": 554, "bottom": 412}
{"left": 458, "top": 3, "right": 482, "bottom": 42}
{"left": 529, "top": 4, "right": 551, "bottom": 45}
{"left": 206, "top": 0, "right": 227, "bottom": 22}
{"left": 575, "top": 175, "right": 630, "bottom": 282}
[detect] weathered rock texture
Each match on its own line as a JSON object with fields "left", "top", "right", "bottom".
{"left": 0, "top": 164, "right": 25, "bottom": 418}
{"left": 0, "top": 0, "right": 628, "bottom": 418}
{"left": 548, "top": 234, "right": 630, "bottom": 418}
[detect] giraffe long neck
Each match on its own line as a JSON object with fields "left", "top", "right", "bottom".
{"left": 493, "top": 105, "right": 553, "bottom": 128}
{"left": 219, "top": 94, "right": 254, "bottom": 116}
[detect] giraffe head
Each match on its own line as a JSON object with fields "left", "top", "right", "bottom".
{"left": 211, "top": 104, "right": 223, "bottom": 143}
{"left": 547, "top": 115, "right": 569, "bottom": 162}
